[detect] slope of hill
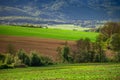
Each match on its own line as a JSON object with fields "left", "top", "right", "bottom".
{"left": 0, "top": 25, "right": 98, "bottom": 41}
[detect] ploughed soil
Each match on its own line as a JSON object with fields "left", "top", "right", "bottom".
{"left": 0, "top": 35, "right": 76, "bottom": 61}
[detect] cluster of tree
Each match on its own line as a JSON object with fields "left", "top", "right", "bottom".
{"left": 0, "top": 45, "right": 53, "bottom": 69}
{"left": 58, "top": 22, "right": 120, "bottom": 63}
{"left": 21, "top": 24, "right": 48, "bottom": 28}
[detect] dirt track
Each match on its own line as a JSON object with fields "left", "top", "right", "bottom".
{"left": 0, "top": 35, "right": 75, "bottom": 61}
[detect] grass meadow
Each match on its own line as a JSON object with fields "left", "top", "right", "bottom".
{"left": 48, "top": 24, "right": 90, "bottom": 31}
{"left": 0, "top": 63, "right": 120, "bottom": 80}
{"left": 0, "top": 25, "right": 98, "bottom": 41}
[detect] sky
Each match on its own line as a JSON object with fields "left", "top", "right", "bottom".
{"left": 0, "top": 0, "right": 120, "bottom": 21}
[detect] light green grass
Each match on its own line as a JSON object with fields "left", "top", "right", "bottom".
{"left": 0, "top": 63, "right": 120, "bottom": 80}
{"left": 48, "top": 24, "right": 90, "bottom": 31}
{"left": 0, "top": 25, "right": 98, "bottom": 41}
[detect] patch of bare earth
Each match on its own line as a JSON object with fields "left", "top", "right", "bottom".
{"left": 0, "top": 35, "right": 75, "bottom": 61}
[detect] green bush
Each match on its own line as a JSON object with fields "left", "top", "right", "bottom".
{"left": 0, "top": 64, "right": 14, "bottom": 69}
{"left": 17, "top": 49, "right": 30, "bottom": 66}
{"left": 30, "top": 52, "right": 42, "bottom": 66}
{"left": 14, "top": 63, "right": 27, "bottom": 68}
{"left": 115, "top": 52, "right": 120, "bottom": 62}
{"left": 41, "top": 56, "right": 53, "bottom": 65}
{"left": 4, "top": 54, "right": 14, "bottom": 64}
{"left": 62, "top": 46, "right": 70, "bottom": 63}
{"left": 0, "top": 54, "right": 5, "bottom": 63}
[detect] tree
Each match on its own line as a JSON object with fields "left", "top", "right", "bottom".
{"left": 76, "top": 38, "right": 91, "bottom": 52}
{"left": 7, "top": 44, "right": 16, "bottom": 56}
{"left": 99, "top": 22, "right": 120, "bottom": 49}
{"left": 56, "top": 47, "right": 62, "bottom": 62}
{"left": 17, "top": 49, "right": 30, "bottom": 66}
{"left": 73, "top": 38, "right": 95, "bottom": 62}
{"left": 30, "top": 53, "right": 42, "bottom": 66}
{"left": 100, "top": 22, "right": 120, "bottom": 39}
{"left": 110, "top": 33, "right": 120, "bottom": 62}
{"left": 62, "top": 46, "right": 70, "bottom": 63}
{"left": 110, "top": 34, "right": 120, "bottom": 51}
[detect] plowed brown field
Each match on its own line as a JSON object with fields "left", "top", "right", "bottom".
{"left": 0, "top": 35, "right": 75, "bottom": 61}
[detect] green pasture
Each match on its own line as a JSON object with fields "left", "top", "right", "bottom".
{"left": 0, "top": 25, "right": 98, "bottom": 41}
{"left": 48, "top": 24, "right": 90, "bottom": 31}
{"left": 0, "top": 63, "right": 120, "bottom": 80}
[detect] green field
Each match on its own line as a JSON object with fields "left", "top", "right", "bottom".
{"left": 0, "top": 63, "right": 120, "bottom": 80}
{"left": 0, "top": 25, "right": 98, "bottom": 41}
{"left": 48, "top": 24, "right": 90, "bottom": 31}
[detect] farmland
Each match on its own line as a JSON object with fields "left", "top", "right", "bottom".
{"left": 48, "top": 24, "right": 90, "bottom": 31}
{"left": 0, "top": 25, "right": 98, "bottom": 41}
{"left": 0, "top": 63, "right": 120, "bottom": 80}
{"left": 0, "top": 35, "right": 75, "bottom": 60}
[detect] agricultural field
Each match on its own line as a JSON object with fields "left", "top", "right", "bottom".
{"left": 48, "top": 24, "right": 90, "bottom": 31}
{"left": 0, "top": 25, "right": 98, "bottom": 41}
{"left": 0, "top": 63, "right": 120, "bottom": 80}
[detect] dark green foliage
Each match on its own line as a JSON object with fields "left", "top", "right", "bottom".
{"left": 110, "top": 34, "right": 120, "bottom": 51}
{"left": 73, "top": 38, "right": 93, "bottom": 63}
{"left": 71, "top": 37, "right": 108, "bottom": 63}
{"left": 62, "top": 46, "right": 70, "bottom": 62}
{"left": 94, "top": 52, "right": 107, "bottom": 62}
{"left": 115, "top": 51, "right": 120, "bottom": 62}
{"left": 0, "top": 54, "right": 14, "bottom": 69}
{"left": 100, "top": 22, "right": 120, "bottom": 39}
{"left": 4, "top": 54, "right": 14, "bottom": 64}
{"left": 17, "top": 50, "right": 54, "bottom": 67}
{"left": 14, "top": 63, "right": 27, "bottom": 68}
{"left": 0, "top": 64, "right": 14, "bottom": 69}
{"left": 94, "top": 54, "right": 100, "bottom": 62}
{"left": 57, "top": 41, "right": 73, "bottom": 63}
{"left": 0, "top": 50, "right": 53, "bottom": 69}
{"left": 76, "top": 38, "right": 91, "bottom": 52}
{"left": 30, "top": 53, "right": 42, "bottom": 66}
{"left": 88, "top": 51, "right": 95, "bottom": 62}
{"left": 97, "top": 22, "right": 120, "bottom": 62}
{"left": 99, "top": 22, "right": 120, "bottom": 49}
{"left": 41, "top": 56, "right": 53, "bottom": 65}
{"left": 17, "top": 49, "right": 30, "bottom": 66}
{"left": 0, "top": 54, "right": 5, "bottom": 63}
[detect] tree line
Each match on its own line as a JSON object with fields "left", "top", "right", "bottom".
{"left": 0, "top": 45, "right": 53, "bottom": 69}
{"left": 57, "top": 22, "right": 120, "bottom": 63}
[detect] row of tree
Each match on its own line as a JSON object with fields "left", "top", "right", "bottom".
{"left": 57, "top": 22, "right": 120, "bottom": 63}
{"left": 0, "top": 48, "right": 53, "bottom": 69}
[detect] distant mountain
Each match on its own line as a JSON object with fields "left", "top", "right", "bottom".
{"left": 0, "top": 0, "right": 120, "bottom": 24}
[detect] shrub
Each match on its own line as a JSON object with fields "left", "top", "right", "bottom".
{"left": 0, "top": 64, "right": 14, "bottom": 69}
{"left": 62, "top": 46, "right": 70, "bottom": 63}
{"left": 13, "top": 56, "right": 27, "bottom": 68}
{"left": 14, "top": 63, "right": 27, "bottom": 68}
{"left": 0, "top": 53, "right": 5, "bottom": 63}
{"left": 41, "top": 56, "right": 53, "bottom": 65}
{"left": 4, "top": 54, "right": 14, "bottom": 64}
{"left": 115, "top": 52, "right": 120, "bottom": 62}
{"left": 17, "top": 49, "right": 30, "bottom": 66}
{"left": 30, "top": 52, "right": 42, "bottom": 66}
